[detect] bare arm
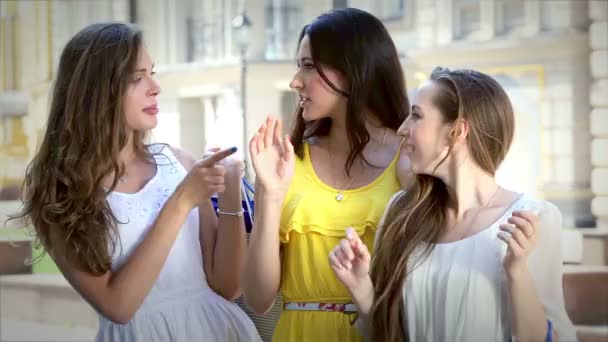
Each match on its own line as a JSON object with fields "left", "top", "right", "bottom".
{"left": 242, "top": 117, "right": 295, "bottom": 314}
{"left": 203, "top": 176, "right": 247, "bottom": 300}
{"left": 330, "top": 192, "right": 404, "bottom": 340}
{"left": 500, "top": 207, "right": 567, "bottom": 341}
{"left": 172, "top": 146, "right": 247, "bottom": 301}
{"left": 507, "top": 268, "right": 554, "bottom": 341}
{"left": 54, "top": 188, "right": 195, "bottom": 324}
{"left": 53, "top": 148, "right": 235, "bottom": 324}
{"left": 329, "top": 228, "right": 375, "bottom": 341}
{"left": 242, "top": 186, "right": 284, "bottom": 313}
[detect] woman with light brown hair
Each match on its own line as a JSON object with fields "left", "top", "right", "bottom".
{"left": 329, "top": 67, "right": 577, "bottom": 341}
{"left": 14, "top": 22, "right": 260, "bottom": 341}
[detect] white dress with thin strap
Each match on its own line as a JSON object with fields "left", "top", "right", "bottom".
{"left": 96, "top": 145, "right": 261, "bottom": 342}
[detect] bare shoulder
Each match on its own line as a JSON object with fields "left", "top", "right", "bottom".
{"left": 168, "top": 145, "right": 197, "bottom": 171}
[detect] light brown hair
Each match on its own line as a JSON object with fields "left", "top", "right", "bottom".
{"left": 369, "top": 67, "right": 515, "bottom": 341}
{"left": 14, "top": 23, "right": 152, "bottom": 275}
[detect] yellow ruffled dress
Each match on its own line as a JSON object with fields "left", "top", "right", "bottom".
{"left": 273, "top": 142, "right": 401, "bottom": 341}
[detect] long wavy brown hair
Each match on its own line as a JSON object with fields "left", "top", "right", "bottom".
{"left": 290, "top": 8, "right": 408, "bottom": 174}
{"left": 13, "top": 23, "right": 153, "bottom": 275}
{"left": 369, "top": 67, "right": 515, "bottom": 341}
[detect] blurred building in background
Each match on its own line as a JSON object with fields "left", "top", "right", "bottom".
{"left": 2, "top": 0, "right": 606, "bottom": 231}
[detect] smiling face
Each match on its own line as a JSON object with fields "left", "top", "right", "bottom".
{"left": 396, "top": 67, "right": 516, "bottom": 180}
{"left": 122, "top": 46, "right": 161, "bottom": 132}
{"left": 397, "top": 81, "right": 455, "bottom": 176}
{"left": 289, "top": 34, "right": 349, "bottom": 122}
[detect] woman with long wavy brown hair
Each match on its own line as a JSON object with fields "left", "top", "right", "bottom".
{"left": 14, "top": 22, "right": 261, "bottom": 341}
{"left": 329, "top": 67, "right": 577, "bottom": 341}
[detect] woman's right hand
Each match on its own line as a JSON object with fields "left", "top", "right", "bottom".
{"left": 329, "top": 228, "right": 372, "bottom": 293}
{"left": 249, "top": 116, "right": 295, "bottom": 196}
{"left": 177, "top": 147, "right": 237, "bottom": 209}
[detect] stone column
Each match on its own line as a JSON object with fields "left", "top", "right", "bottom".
{"left": 589, "top": 0, "right": 608, "bottom": 230}
{"left": 178, "top": 96, "right": 207, "bottom": 157}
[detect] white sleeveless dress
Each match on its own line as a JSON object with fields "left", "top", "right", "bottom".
{"left": 96, "top": 145, "right": 261, "bottom": 342}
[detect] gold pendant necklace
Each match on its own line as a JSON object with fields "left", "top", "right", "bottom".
{"left": 332, "top": 127, "right": 388, "bottom": 202}
{"left": 335, "top": 175, "right": 358, "bottom": 202}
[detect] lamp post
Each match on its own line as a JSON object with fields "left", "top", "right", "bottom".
{"left": 232, "top": 11, "right": 252, "bottom": 181}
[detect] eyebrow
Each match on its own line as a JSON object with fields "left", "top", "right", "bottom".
{"left": 297, "top": 57, "right": 313, "bottom": 63}
{"left": 134, "top": 63, "right": 155, "bottom": 73}
{"left": 412, "top": 105, "right": 422, "bottom": 111}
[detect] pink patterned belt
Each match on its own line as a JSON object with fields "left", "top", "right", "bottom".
{"left": 283, "top": 302, "right": 358, "bottom": 313}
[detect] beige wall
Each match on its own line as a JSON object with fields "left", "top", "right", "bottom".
{"left": 0, "top": 0, "right": 129, "bottom": 189}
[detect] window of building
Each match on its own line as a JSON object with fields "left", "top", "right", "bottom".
{"left": 265, "top": 0, "right": 301, "bottom": 60}
{"left": 455, "top": 0, "right": 481, "bottom": 39}
{"left": 497, "top": 0, "right": 525, "bottom": 34}
{"left": 377, "top": 0, "right": 404, "bottom": 20}
{"left": 186, "top": 0, "right": 240, "bottom": 62}
{"left": 333, "top": 0, "right": 348, "bottom": 9}
{"left": 348, "top": 0, "right": 406, "bottom": 21}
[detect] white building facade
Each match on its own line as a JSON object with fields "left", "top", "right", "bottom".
{"left": 1, "top": 0, "right": 605, "bottom": 231}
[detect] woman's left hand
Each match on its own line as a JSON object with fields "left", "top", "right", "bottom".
{"left": 498, "top": 210, "right": 540, "bottom": 277}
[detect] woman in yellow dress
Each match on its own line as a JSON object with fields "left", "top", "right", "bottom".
{"left": 243, "top": 8, "right": 412, "bottom": 341}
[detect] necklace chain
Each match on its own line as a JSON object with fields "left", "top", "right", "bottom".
{"left": 332, "top": 128, "right": 388, "bottom": 202}
{"left": 453, "top": 186, "right": 501, "bottom": 239}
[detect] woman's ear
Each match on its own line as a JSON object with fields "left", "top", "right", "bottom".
{"left": 449, "top": 118, "right": 470, "bottom": 143}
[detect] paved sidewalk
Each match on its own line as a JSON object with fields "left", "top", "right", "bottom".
{"left": 0, "top": 319, "right": 96, "bottom": 342}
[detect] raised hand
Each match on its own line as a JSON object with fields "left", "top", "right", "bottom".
{"left": 329, "top": 228, "right": 372, "bottom": 292}
{"left": 249, "top": 116, "right": 295, "bottom": 196}
{"left": 498, "top": 210, "right": 540, "bottom": 276}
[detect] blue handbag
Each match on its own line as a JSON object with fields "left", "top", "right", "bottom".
{"left": 210, "top": 179, "right": 255, "bottom": 232}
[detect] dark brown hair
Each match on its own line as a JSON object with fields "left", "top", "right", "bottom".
{"left": 290, "top": 8, "right": 409, "bottom": 174}
{"left": 13, "top": 23, "right": 152, "bottom": 275}
{"left": 369, "top": 67, "right": 515, "bottom": 341}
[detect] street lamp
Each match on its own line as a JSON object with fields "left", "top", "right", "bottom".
{"left": 232, "top": 11, "right": 252, "bottom": 180}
